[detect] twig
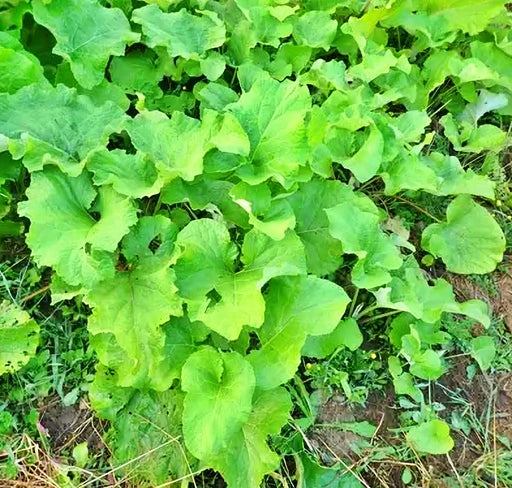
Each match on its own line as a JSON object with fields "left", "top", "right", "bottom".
{"left": 21, "top": 284, "right": 51, "bottom": 303}
{"left": 446, "top": 452, "right": 464, "bottom": 488}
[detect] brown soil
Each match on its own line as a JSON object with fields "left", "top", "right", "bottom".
{"left": 448, "top": 266, "right": 512, "bottom": 334}
{"left": 38, "top": 396, "right": 105, "bottom": 453}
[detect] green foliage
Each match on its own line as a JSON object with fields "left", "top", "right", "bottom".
{"left": 406, "top": 419, "right": 454, "bottom": 455}
{"left": 422, "top": 195, "right": 506, "bottom": 274}
{"left": 0, "top": 300, "right": 39, "bottom": 375}
{"left": 0, "top": 0, "right": 511, "bottom": 486}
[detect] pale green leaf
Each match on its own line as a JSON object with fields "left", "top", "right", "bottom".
{"left": 89, "top": 365, "right": 133, "bottom": 421}
{"left": 409, "top": 349, "right": 445, "bottom": 380}
{"left": 0, "top": 36, "right": 47, "bottom": 93}
{"left": 211, "top": 388, "right": 292, "bottom": 487}
{"left": 182, "top": 348, "right": 255, "bottom": 461}
{"left": 339, "top": 124, "right": 384, "bottom": 182}
{"left": 72, "top": 443, "right": 89, "bottom": 468}
{"left": 200, "top": 51, "right": 226, "bottom": 81}
{"left": 470, "top": 336, "right": 495, "bottom": 371}
{"left": 241, "top": 229, "right": 307, "bottom": 286}
{"left": 183, "top": 348, "right": 291, "bottom": 487}
{"left": 133, "top": 5, "right": 225, "bottom": 59}
{"left": 233, "top": 2, "right": 293, "bottom": 47}
{"left": 382, "top": 1, "right": 506, "bottom": 49}
{"left": 231, "top": 182, "right": 296, "bottom": 240}
{"left": 288, "top": 180, "right": 346, "bottom": 276}
{"left": 0, "top": 300, "right": 39, "bottom": 375}
{"left": 86, "top": 265, "right": 183, "bottom": 389}
{"left": 174, "top": 219, "right": 238, "bottom": 300}
{"left": 0, "top": 84, "right": 126, "bottom": 176}
{"left": 161, "top": 177, "right": 248, "bottom": 228}
{"left": 32, "top": 0, "right": 139, "bottom": 88}
{"left": 326, "top": 190, "right": 402, "bottom": 289}
{"left": 471, "top": 40, "right": 512, "bottom": 92}
{"left": 422, "top": 195, "right": 505, "bottom": 274}
{"left": 374, "top": 257, "right": 490, "bottom": 326}
{"left": 87, "top": 149, "right": 161, "bottom": 198}
{"left": 122, "top": 215, "right": 178, "bottom": 272}
{"left": 348, "top": 50, "right": 400, "bottom": 83}
{"left": 227, "top": 77, "right": 311, "bottom": 186}
{"left": 407, "top": 419, "right": 454, "bottom": 455}
{"left": 174, "top": 219, "right": 306, "bottom": 340}
{"left": 18, "top": 168, "right": 136, "bottom": 287}
{"left": 55, "top": 62, "right": 130, "bottom": 111}
{"left": 302, "top": 318, "right": 362, "bottom": 358}
{"left": 249, "top": 276, "right": 350, "bottom": 389}
{"left": 196, "top": 82, "right": 239, "bottom": 111}
{"left": 292, "top": 11, "right": 337, "bottom": 50}
{"left": 111, "top": 390, "right": 190, "bottom": 484}
{"left": 126, "top": 110, "right": 206, "bottom": 182}
{"left": 201, "top": 109, "right": 251, "bottom": 156}
{"left": 388, "top": 356, "right": 423, "bottom": 402}
{"left": 109, "top": 49, "right": 167, "bottom": 99}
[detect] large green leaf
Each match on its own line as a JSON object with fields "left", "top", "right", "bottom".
{"left": 226, "top": 77, "right": 311, "bottom": 186}
{"left": 292, "top": 11, "right": 337, "bottom": 50}
{"left": 213, "top": 388, "right": 292, "bottom": 487}
{"left": 133, "top": 4, "right": 226, "bottom": 59}
{"left": 85, "top": 266, "right": 183, "bottom": 389}
{"left": 471, "top": 41, "right": 512, "bottom": 92}
{"left": 86, "top": 148, "right": 162, "bottom": 198}
{"left": 422, "top": 195, "right": 505, "bottom": 274}
{"left": 161, "top": 177, "right": 249, "bottom": 228}
{"left": 406, "top": 419, "right": 454, "bottom": 455}
{"left": 182, "top": 348, "right": 291, "bottom": 487}
{"left": 111, "top": 390, "right": 192, "bottom": 485}
{"left": 182, "top": 348, "right": 255, "bottom": 465}
{"left": 0, "top": 84, "right": 125, "bottom": 176}
{"left": 174, "top": 219, "right": 306, "bottom": 340}
{"left": 381, "top": 0, "right": 506, "bottom": 49}
{"left": 374, "top": 257, "right": 491, "bottom": 326}
{"left": 232, "top": 1, "right": 293, "bottom": 48}
{"left": 0, "top": 33, "right": 47, "bottom": 93}
{"left": 32, "top": 0, "right": 138, "bottom": 88}
{"left": 381, "top": 151, "right": 495, "bottom": 198}
{"left": 288, "top": 180, "right": 346, "bottom": 276}
{"left": 109, "top": 49, "right": 168, "bottom": 100}
{"left": 88, "top": 365, "right": 133, "bottom": 421}
{"left": 326, "top": 190, "right": 402, "bottom": 289}
{"left": 249, "top": 276, "right": 350, "bottom": 389}
{"left": 18, "top": 168, "right": 136, "bottom": 288}
{"left": 126, "top": 110, "right": 210, "bottom": 183}
{"left": 302, "top": 318, "right": 363, "bottom": 358}
{"left": 84, "top": 215, "right": 182, "bottom": 389}
{"left": 0, "top": 301, "right": 39, "bottom": 375}
{"left": 230, "top": 182, "right": 296, "bottom": 240}
{"left": 338, "top": 124, "right": 384, "bottom": 182}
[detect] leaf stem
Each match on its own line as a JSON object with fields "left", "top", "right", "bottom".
{"left": 355, "top": 304, "right": 379, "bottom": 319}
{"left": 360, "top": 310, "right": 401, "bottom": 324}
{"left": 153, "top": 192, "right": 164, "bottom": 216}
{"left": 348, "top": 288, "right": 359, "bottom": 317}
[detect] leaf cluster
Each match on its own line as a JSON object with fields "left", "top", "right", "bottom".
{"left": 0, "top": 0, "right": 511, "bottom": 485}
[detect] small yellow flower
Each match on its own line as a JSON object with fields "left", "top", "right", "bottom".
{"left": 370, "top": 352, "right": 377, "bottom": 360}
{"left": 306, "top": 363, "right": 312, "bottom": 369}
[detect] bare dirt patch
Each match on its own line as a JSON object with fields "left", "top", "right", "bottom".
{"left": 39, "top": 396, "right": 105, "bottom": 453}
